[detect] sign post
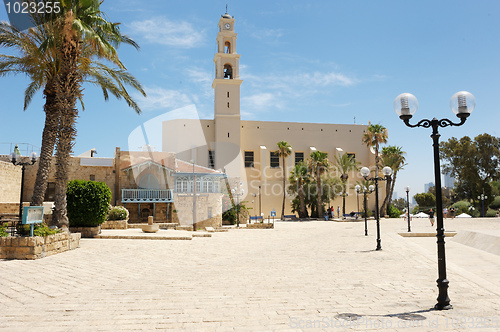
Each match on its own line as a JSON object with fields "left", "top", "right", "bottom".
{"left": 22, "top": 206, "right": 44, "bottom": 237}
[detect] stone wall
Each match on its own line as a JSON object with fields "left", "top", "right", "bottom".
{"left": 22, "top": 156, "right": 115, "bottom": 203}
{"left": 0, "top": 232, "right": 80, "bottom": 260}
{"left": 0, "top": 160, "right": 21, "bottom": 202}
{"left": 101, "top": 219, "right": 128, "bottom": 229}
{"left": 173, "top": 193, "right": 223, "bottom": 228}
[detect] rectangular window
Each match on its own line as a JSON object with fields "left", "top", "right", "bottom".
{"left": 44, "top": 182, "right": 55, "bottom": 201}
{"left": 270, "top": 151, "right": 280, "bottom": 168}
{"left": 89, "top": 174, "right": 95, "bottom": 181}
{"left": 208, "top": 150, "right": 215, "bottom": 169}
{"left": 346, "top": 153, "right": 356, "bottom": 161}
{"left": 244, "top": 151, "right": 254, "bottom": 168}
{"left": 295, "top": 152, "right": 304, "bottom": 165}
{"left": 208, "top": 207, "right": 213, "bottom": 219}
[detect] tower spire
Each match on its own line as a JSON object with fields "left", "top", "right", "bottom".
{"left": 226, "top": 4, "right": 228, "bottom": 13}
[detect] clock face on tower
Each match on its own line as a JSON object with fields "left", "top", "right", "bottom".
{"left": 224, "top": 23, "right": 231, "bottom": 30}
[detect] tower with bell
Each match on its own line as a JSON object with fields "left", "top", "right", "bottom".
{"left": 212, "top": 8, "right": 243, "bottom": 176}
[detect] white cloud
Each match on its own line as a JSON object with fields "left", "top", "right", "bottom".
{"left": 186, "top": 68, "right": 212, "bottom": 83}
{"left": 242, "top": 93, "right": 276, "bottom": 109}
{"left": 134, "top": 87, "right": 192, "bottom": 111}
{"left": 129, "top": 17, "right": 204, "bottom": 48}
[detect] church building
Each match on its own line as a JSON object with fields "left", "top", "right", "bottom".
{"left": 162, "top": 10, "right": 379, "bottom": 218}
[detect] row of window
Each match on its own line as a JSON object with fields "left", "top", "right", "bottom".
{"left": 175, "top": 176, "right": 221, "bottom": 193}
{"left": 208, "top": 150, "right": 356, "bottom": 169}
{"left": 246, "top": 151, "right": 355, "bottom": 168}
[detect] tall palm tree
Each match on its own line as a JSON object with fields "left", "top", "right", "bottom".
{"left": 308, "top": 151, "right": 329, "bottom": 218}
{"left": 380, "top": 146, "right": 406, "bottom": 215}
{"left": 334, "top": 153, "right": 360, "bottom": 216}
{"left": 288, "top": 161, "right": 309, "bottom": 218}
{"left": 362, "top": 123, "right": 388, "bottom": 213}
{"left": 0, "top": 4, "right": 145, "bottom": 228}
{"left": 277, "top": 141, "right": 292, "bottom": 219}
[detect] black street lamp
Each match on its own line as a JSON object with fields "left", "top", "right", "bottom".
{"left": 360, "top": 166, "right": 393, "bottom": 250}
{"left": 231, "top": 186, "right": 244, "bottom": 228}
{"left": 405, "top": 186, "right": 411, "bottom": 232}
{"left": 394, "top": 91, "right": 476, "bottom": 311}
{"left": 478, "top": 193, "right": 487, "bottom": 217}
{"left": 356, "top": 184, "right": 374, "bottom": 236}
{"left": 10, "top": 150, "right": 39, "bottom": 226}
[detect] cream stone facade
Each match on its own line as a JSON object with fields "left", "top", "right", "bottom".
{"left": 0, "top": 160, "right": 21, "bottom": 203}
{"left": 162, "top": 11, "right": 381, "bottom": 218}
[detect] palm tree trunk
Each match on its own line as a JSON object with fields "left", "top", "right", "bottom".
{"left": 52, "top": 12, "right": 81, "bottom": 229}
{"left": 380, "top": 177, "right": 392, "bottom": 216}
{"left": 317, "top": 168, "right": 323, "bottom": 218}
{"left": 298, "top": 184, "right": 306, "bottom": 218}
{"left": 30, "top": 80, "right": 59, "bottom": 207}
{"left": 281, "top": 155, "right": 286, "bottom": 219}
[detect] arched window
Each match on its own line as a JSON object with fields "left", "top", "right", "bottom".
{"left": 175, "top": 176, "right": 189, "bottom": 193}
{"left": 224, "top": 41, "right": 231, "bottom": 53}
{"left": 139, "top": 174, "right": 159, "bottom": 189}
{"left": 223, "top": 64, "right": 233, "bottom": 79}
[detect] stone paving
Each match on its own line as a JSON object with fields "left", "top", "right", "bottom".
{"left": 1, "top": 217, "right": 499, "bottom": 331}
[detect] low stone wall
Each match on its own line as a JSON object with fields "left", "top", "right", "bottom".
{"left": 101, "top": 219, "right": 128, "bottom": 229}
{"left": 0, "top": 232, "right": 80, "bottom": 260}
{"left": 246, "top": 223, "right": 274, "bottom": 229}
{"left": 69, "top": 226, "right": 100, "bottom": 238}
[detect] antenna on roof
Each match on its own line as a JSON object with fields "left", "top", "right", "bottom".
{"left": 226, "top": 4, "right": 228, "bottom": 13}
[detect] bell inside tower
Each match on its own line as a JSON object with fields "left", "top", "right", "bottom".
{"left": 223, "top": 64, "right": 233, "bottom": 79}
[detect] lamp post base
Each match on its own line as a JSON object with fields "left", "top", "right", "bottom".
{"left": 434, "top": 303, "right": 453, "bottom": 310}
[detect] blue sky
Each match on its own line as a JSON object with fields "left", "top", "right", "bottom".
{"left": 1, "top": 0, "right": 499, "bottom": 199}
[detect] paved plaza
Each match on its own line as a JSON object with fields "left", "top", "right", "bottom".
{"left": 1, "top": 218, "right": 500, "bottom": 331}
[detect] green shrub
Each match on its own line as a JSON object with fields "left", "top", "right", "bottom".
{"left": 0, "top": 223, "right": 8, "bottom": 237}
{"left": 387, "top": 204, "right": 401, "bottom": 218}
{"left": 67, "top": 180, "right": 111, "bottom": 227}
{"left": 452, "top": 200, "right": 471, "bottom": 216}
{"left": 15, "top": 223, "right": 60, "bottom": 237}
{"left": 107, "top": 206, "right": 129, "bottom": 221}
{"left": 489, "top": 196, "right": 500, "bottom": 210}
{"left": 486, "top": 208, "right": 498, "bottom": 217}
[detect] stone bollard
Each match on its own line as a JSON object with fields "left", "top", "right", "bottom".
{"left": 142, "top": 216, "right": 159, "bottom": 233}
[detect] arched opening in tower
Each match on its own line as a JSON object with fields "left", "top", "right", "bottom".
{"left": 223, "top": 64, "right": 233, "bottom": 79}
{"left": 225, "top": 41, "right": 231, "bottom": 53}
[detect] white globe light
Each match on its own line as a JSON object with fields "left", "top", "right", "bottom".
{"left": 394, "top": 93, "right": 418, "bottom": 117}
{"left": 29, "top": 151, "right": 39, "bottom": 162}
{"left": 450, "top": 91, "right": 475, "bottom": 116}
{"left": 382, "top": 166, "right": 393, "bottom": 176}
{"left": 360, "top": 167, "right": 370, "bottom": 177}
{"left": 355, "top": 185, "right": 361, "bottom": 192}
{"left": 369, "top": 185, "right": 375, "bottom": 192}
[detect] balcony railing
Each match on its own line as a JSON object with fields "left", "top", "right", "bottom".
{"left": 122, "top": 189, "right": 173, "bottom": 203}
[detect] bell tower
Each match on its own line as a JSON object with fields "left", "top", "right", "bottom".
{"left": 212, "top": 10, "right": 243, "bottom": 174}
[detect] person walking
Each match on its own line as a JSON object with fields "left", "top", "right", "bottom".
{"left": 443, "top": 207, "right": 448, "bottom": 219}
{"left": 429, "top": 208, "right": 435, "bottom": 226}
{"left": 450, "top": 207, "right": 455, "bottom": 219}
{"left": 337, "top": 206, "right": 340, "bottom": 218}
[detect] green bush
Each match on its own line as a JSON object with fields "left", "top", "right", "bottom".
{"left": 489, "top": 196, "right": 500, "bottom": 210}
{"left": 486, "top": 208, "right": 498, "bottom": 217}
{"left": 452, "top": 200, "right": 470, "bottom": 216}
{"left": 15, "top": 223, "right": 60, "bottom": 237}
{"left": 67, "top": 180, "right": 111, "bottom": 227}
{"left": 0, "top": 223, "right": 8, "bottom": 237}
{"left": 107, "top": 206, "right": 129, "bottom": 221}
{"left": 387, "top": 204, "right": 401, "bottom": 218}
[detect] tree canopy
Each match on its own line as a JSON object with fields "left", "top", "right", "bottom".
{"left": 440, "top": 133, "right": 500, "bottom": 202}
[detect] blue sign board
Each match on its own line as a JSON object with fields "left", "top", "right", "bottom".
{"left": 22, "top": 206, "right": 44, "bottom": 237}
{"left": 271, "top": 210, "right": 276, "bottom": 217}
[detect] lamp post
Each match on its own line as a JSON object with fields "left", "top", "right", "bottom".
{"left": 394, "top": 91, "right": 476, "bottom": 310}
{"left": 10, "top": 150, "right": 39, "bottom": 225}
{"left": 231, "top": 186, "right": 244, "bottom": 228}
{"left": 355, "top": 185, "right": 361, "bottom": 215}
{"left": 478, "top": 193, "right": 487, "bottom": 217}
{"left": 405, "top": 186, "right": 411, "bottom": 232}
{"left": 360, "top": 166, "right": 392, "bottom": 250}
{"left": 357, "top": 184, "right": 374, "bottom": 236}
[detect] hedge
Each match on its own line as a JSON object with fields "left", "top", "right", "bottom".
{"left": 67, "top": 180, "right": 112, "bottom": 227}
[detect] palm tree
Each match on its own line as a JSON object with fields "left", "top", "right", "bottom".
{"left": 277, "top": 141, "right": 292, "bottom": 219}
{"left": 380, "top": 146, "right": 407, "bottom": 215}
{"left": 334, "top": 153, "right": 360, "bottom": 216}
{"left": 0, "top": 4, "right": 145, "bottom": 228}
{"left": 288, "top": 161, "right": 309, "bottom": 218}
{"left": 308, "top": 151, "right": 329, "bottom": 218}
{"left": 362, "top": 123, "right": 388, "bottom": 215}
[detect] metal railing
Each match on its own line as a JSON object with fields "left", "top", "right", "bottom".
{"left": 121, "top": 189, "right": 173, "bottom": 203}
